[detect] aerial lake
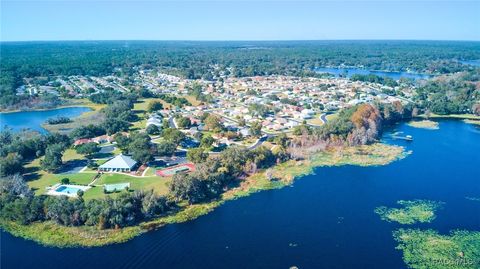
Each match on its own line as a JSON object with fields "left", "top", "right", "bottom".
{"left": 0, "top": 107, "right": 91, "bottom": 133}
{"left": 460, "top": 60, "right": 480, "bottom": 67}
{"left": 2, "top": 120, "right": 480, "bottom": 269}
{"left": 315, "top": 67, "right": 431, "bottom": 80}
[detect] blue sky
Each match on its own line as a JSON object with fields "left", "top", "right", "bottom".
{"left": 1, "top": 1, "right": 479, "bottom": 41}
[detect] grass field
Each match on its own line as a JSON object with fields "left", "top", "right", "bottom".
{"left": 24, "top": 145, "right": 171, "bottom": 200}
{"left": 94, "top": 173, "right": 171, "bottom": 197}
{"left": 307, "top": 114, "right": 325, "bottom": 126}
{"left": 182, "top": 95, "right": 201, "bottom": 106}
{"left": 25, "top": 149, "right": 91, "bottom": 192}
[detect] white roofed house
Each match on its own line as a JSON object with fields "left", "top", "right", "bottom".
{"left": 146, "top": 114, "right": 163, "bottom": 128}
{"left": 99, "top": 154, "right": 138, "bottom": 172}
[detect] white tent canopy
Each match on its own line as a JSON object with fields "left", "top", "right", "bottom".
{"left": 99, "top": 154, "right": 138, "bottom": 172}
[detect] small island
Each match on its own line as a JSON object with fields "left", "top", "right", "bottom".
{"left": 375, "top": 200, "right": 444, "bottom": 225}
{"left": 407, "top": 120, "right": 440, "bottom": 130}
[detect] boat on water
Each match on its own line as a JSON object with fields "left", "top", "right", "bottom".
{"left": 390, "top": 134, "right": 413, "bottom": 141}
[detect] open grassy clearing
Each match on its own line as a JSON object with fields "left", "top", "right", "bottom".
{"left": 307, "top": 115, "right": 325, "bottom": 126}
{"left": 25, "top": 149, "right": 91, "bottom": 192}
{"left": 182, "top": 95, "right": 201, "bottom": 106}
{"left": 325, "top": 113, "right": 338, "bottom": 121}
{"left": 24, "top": 146, "right": 169, "bottom": 200}
{"left": 95, "top": 173, "right": 170, "bottom": 195}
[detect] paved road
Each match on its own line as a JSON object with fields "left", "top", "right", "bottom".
{"left": 248, "top": 135, "right": 269, "bottom": 150}
{"left": 168, "top": 117, "right": 177, "bottom": 128}
{"left": 320, "top": 113, "right": 328, "bottom": 124}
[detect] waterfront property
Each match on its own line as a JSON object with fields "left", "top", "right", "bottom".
{"left": 98, "top": 154, "right": 138, "bottom": 172}
{"left": 3, "top": 120, "right": 479, "bottom": 269}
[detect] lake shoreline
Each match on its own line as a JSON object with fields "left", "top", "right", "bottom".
{"left": 314, "top": 66, "right": 432, "bottom": 79}
{"left": 0, "top": 143, "right": 408, "bottom": 248}
{"left": 0, "top": 101, "right": 104, "bottom": 133}
{"left": 0, "top": 98, "right": 105, "bottom": 114}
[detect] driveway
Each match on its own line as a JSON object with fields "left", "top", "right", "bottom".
{"left": 99, "top": 145, "right": 115, "bottom": 154}
{"left": 57, "top": 159, "right": 88, "bottom": 174}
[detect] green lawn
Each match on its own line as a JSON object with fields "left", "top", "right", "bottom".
{"left": 25, "top": 149, "right": 91, "bottom": 193}
{"left": 326, "top": 113, "right": 339, "bottom": 121}
{"left": 25, "top": 147, "right": 170, "bottom": 200}
{"left": 94, "top": 173, "right": 171, "bottom": 196}
{"left": 28, "top": 172, "right": 97, "bottom": 194}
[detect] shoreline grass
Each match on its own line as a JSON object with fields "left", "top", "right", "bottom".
{"left": 0, "top": 98, "right": 104, "bottom": 114}
{"left": 418, "top": 113, "right": 480, "bottom": 121}
{"left": 464, "top": 119, "right": 480, "bottom": 126}
{"left": 41, "top": 100, "right": 106, "bottom": 134}
{"left": 2, "top": 143, "right": 408, "bottom": 248}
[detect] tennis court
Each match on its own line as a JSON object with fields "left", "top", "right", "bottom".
{"left": 156, "top": 163, "right": 195, "bottom": 177}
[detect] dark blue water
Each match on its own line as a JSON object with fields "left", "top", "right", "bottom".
{"left": 1, "top": 120, "right": 479, "bottom": 269}
{"left": 315, "top": 67, "right": 431, "bottom": 80}
{"left": 0, "top": 107, "right": 91, "bottom": 133}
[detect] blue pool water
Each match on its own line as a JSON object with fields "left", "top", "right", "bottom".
{"left": 55, "top": 186, "right": 82, "bottom": 194}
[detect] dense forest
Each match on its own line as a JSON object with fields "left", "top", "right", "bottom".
{"left": 415, "top": 70, "right": 480, "bottom": 115}
{"left": 2, "top": 40, "right": 480, "bottom": 109}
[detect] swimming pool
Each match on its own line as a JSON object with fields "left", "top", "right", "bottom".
{"left": 55, "top": 186, "right": 82, "bottom": 195}
{"left": 48, "top": 184, "right": 91, "bottom": 197}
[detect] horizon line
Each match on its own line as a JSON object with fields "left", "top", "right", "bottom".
{"left": 2, "top": 38, "right": 480, "bottom": 43}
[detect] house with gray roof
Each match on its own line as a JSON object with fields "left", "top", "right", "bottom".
{"left": 99, "top": 154, "right": 138, "bottom": 172}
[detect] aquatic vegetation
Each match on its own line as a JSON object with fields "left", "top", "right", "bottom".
{"left": 465, "top": 196, "right": 480, "bottom": 202}
{"left": 0, "top": 219, "right": 142, "bottom": 248}
{"left": 394, "top": 229, "right": 480, "bottom": 269}
{"left": 464, "top": 119, "right": 480, "bottom": 126}
{"left": 407, "top": 120, "right": 439, "bottom": 130}
{"left": 375, "top": 200, "right": 444, "bottom": 224}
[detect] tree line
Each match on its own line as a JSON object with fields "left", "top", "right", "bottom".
{"left": 3, "top": 41, "right": 479, "bottom": 109}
